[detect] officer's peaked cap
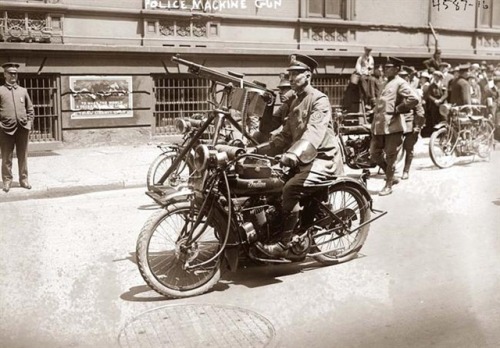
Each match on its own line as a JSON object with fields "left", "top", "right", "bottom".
{"left": 384, "top": 56, "right": 404, "bottom": 68}
{"left": 1, "top": 62, "right": 20, "bottom": 73}
{"left": 277, "top": 72, "right": 291, "bottom": 88}
{"left": 287, "top": 54, "right": 318, "bottom": 72}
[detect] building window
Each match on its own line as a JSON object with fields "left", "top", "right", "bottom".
{"left": 307, "top": 0, "right": 348, "bottom": 19}
{"left": 152, "top": 75, "right": 210, "bottom": 135}
{"left": 480, "top": 0, "right": 500, "bottom": 28}
{"left": 312, "top": 75, "right": 350, "bottom": 108}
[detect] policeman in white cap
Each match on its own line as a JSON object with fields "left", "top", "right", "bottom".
{"left": 0, "top": 62, "right": 34, "bottom": 192}
{"left": 251, "top": 53, "right": 343, "bottom": 258}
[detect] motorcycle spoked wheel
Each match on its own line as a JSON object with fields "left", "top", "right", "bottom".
{"left": 311, "top": 186, "right": 371, "bottom": 264}
{"left": 146, "top": 152, "right": 192, "bottom": 191}
{"left": 429, "top": 127, "right": 457, "bottom": 169}
{"left": 136, "top": 202, "right": 223, "bottom": 299}
{"left": 476, "top": 122, "right": 494, "bottom": 159}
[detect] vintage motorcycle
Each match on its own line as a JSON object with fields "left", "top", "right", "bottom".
{"left": 136, "top": 68, "right": 387, "bottom": 298}
{"left": 429, "top": 104, "right": 495, "bottom": 168}
{"left": 335, "top": 103, "right": 403, "bottom": 179}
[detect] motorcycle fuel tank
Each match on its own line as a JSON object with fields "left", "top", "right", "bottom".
{"left": 227, "top": 174, "right": 283, "bottom": 196}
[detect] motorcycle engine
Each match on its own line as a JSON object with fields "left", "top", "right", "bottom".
{"left": 345, "top": 136, "right": 371, "bottom": 167}
{"left": 240, "top": 197, "right": 281, "bottom": 244}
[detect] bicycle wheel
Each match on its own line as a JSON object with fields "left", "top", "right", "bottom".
{"left": 136, "top": 202, "right": 223, "bottom": 298}
{"left": 476, "top": 122, "right": 494, "bottom": 159}
{"left": 146, "top": 152, "right": 191, "bottom": 191}
{"left": 429, "top": 127, "right": 457, "bottom": 169}
{"left": 312, "top": 185, "right": 371, "bottom": 264}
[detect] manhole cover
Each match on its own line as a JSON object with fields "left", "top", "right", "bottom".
{"left": 118, "top": 304, "right": 275, "bottom": 348}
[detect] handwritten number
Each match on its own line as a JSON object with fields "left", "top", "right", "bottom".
{"left": 432, "top": 0, "right": 441, "bottom": 11}
{"left": 442, "top": 0, "right": 449, "bottom": 10}
{"left": 460, "top": 0, "right": 468, "bottom": 10}
{"left": 452, "top": 0, "right": 460, "bottom": 10}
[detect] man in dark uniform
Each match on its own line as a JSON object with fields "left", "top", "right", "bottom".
{"left": 370, "top": 57, "right": 419, "bottom": 196}
{"left": 252, "top": 72, "right": 294, "bottom": 143}
{"left": 0, "top": 62, "right": 34, "bottom": 192}
{"left": 251, "top": 54, "right": 343, "bottom": 258}
{"left": 449, "top": 64, "right": 471, "bottom": 106}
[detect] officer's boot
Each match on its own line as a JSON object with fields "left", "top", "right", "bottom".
{"left": 402, "top": 154, "right": 413, "bottom": 180}
{"left": 380, "top": 163, "right": 395, "bottom": 196}
{"left": 256, "top": 212, "right": 299, "bottom": 258}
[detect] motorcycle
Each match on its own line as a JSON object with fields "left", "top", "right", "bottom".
{"left": 136, "top": 77, "right": 387, "bottom": 299}
{"left": 429, "top": 104, "right": 495, "bottom": 169}
{"left": 335, "top": 103, "right": 403, "bottom": 180}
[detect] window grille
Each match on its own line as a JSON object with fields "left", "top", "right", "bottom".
{"left": 312, "top": 75, "right": 350, "bottom": 108}
{"left": 18, "top": 75, "right": 60, "bottom": 142}
{"left": 152, "top": 75, "right": 211, "bottom": 135}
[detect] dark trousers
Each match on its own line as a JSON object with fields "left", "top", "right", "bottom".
{"left": 369, "top": 132, "right": 403, "bottom": 182}
{"left": 402, "top": 131, "right": 419, "bottom": 173}
{"left": 0, "top": 127, "right": 30, "bottom": 184}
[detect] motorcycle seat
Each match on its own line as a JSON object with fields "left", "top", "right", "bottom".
{"left": 339, "top": 125, "right": 371, "bottom": 135}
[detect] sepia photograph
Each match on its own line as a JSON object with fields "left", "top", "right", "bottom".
{"left": 0, "top": 0, "right": 499, "bottom": 347}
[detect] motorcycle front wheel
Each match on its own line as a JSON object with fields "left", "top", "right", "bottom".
{"left": 476, "top": 122, "right": 494, "bottom": 159}
{"left": 146, "top": 151, "right": 192, "bottom": 191}
{"left": 312, "top": 185, "right": 371, "bottom": 264}
{"left": 136, "top": 202, "right": 223, "bottom": 298}
{"left": 429, "top": 127, "right": 457, "bottom": 169}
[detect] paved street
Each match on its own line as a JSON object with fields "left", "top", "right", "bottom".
{"left": 0, "top": 148, "right": 499, "bottom": 348}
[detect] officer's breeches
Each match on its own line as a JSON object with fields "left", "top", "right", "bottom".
{"left": 370, "top": 132, "right": 403, "bottom": 181}
{"left": 0, "top": 127, "right": 29, "bottom": 183}
{"left": 403, "top": 132, "right": 419, "bottom": 172}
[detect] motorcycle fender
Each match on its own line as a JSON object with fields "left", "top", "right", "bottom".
{"left": 224, "top": 248, "right": 239, "bottom": 272}
{"left": 160, "top": 189, "right": 194, "bottom": 207}
{"left": 211, "top": 203, "right": 240, "bottom": 272}
{"left": 329, "top": 177, "right": 373, "bottom": 209}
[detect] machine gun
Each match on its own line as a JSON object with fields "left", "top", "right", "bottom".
{"left": 171, "top": 55, "right": 276, "bottom": 144}
{"left": 171, "top": 55, "right": 275, "bottom": 96}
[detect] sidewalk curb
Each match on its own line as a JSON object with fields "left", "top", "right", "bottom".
{"left": 1, "top": 181, "right": 145, "bottom": 203}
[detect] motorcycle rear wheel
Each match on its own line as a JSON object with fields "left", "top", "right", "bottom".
{"left": 136, "top": 202, "right": 223, "bottom": 298}
{"left": 429, "top": 127, "right": 457, "bottom": 169}
{"left": 476, "top": 122, "right": 494, "bottom": 159}
{"left": 146, "top": 151, "right": 191, "bottom": 191}
{"left": 312, "top": 186, "right": 371, "bottom": 264}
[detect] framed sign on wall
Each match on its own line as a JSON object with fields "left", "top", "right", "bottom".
{"left": 69, "top": 76, "right": 133, "bottom": 119}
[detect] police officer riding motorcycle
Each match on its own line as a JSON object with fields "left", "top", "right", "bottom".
{"left": 250, "top": 54, "right": 344, "bottom": 258}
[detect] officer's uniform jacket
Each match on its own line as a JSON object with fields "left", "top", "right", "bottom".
{"left": 270, "top": 84, "right": 342, "bottom": 184}
{"left": 449, "top": 76, "right": 471, "bottom": 106}
{"left": 0, "top": 84, "right": 34, "bottom": 135}
{"left": 372, "top": 75, "right": 419, "bottom": 135}
{"left": 403, "top": 95, "right": 426, "bottom": 134}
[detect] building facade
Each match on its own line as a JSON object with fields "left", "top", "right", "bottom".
{"left": 0, "top": 0, "right": 499, "bottom": 148}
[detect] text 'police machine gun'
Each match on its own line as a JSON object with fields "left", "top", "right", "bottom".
{"left": 153, "top": 56, "right": 276, "bottom": 191}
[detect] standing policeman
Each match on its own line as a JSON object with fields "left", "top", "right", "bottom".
{"left": 252, "top": 54, "right": 343, "bottom": 258}
{"left": 370, "top": 57, "right": 418, "bottom": 196}
{"left": 0, "top": 62, "right": 34, "bottom": 192}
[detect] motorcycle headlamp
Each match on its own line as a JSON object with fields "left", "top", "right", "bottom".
{"left": 193, "top": 145, "right": 229, "bottom": 171}
{"left": 175, "top": 118, "right": 191, "bottom": 133}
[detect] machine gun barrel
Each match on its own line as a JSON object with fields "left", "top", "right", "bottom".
{"left": 171, "top": 56, "right": 273, "bottom": 94}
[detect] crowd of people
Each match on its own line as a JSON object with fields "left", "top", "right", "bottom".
{"left": 350, "top": 47, "right": 500, "bottom": 138}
